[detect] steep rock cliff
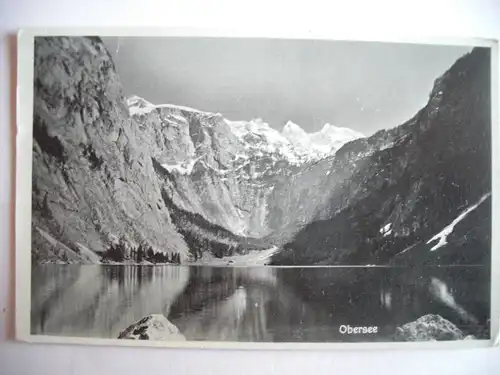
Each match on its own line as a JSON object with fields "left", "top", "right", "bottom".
{"left": 272, "top": 47, "right": 491, "bottom": 265}
{"left": 127, "top": 96, "right": 362, "bottom": 238}
{"left": 31, "top": 36, "right": 189, "bottom": 263}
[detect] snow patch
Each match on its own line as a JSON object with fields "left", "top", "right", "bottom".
{"left": 380, "top": 141, "right": 396, "bottom": 151}
{"left": 198, "top": 160, "right": 229, "bottom": 176}
{"left": 380, "top": 223, "right": 392, "bottom": 236}
{"left": 168, "top": 113, "right": 189, "bottom": 123}
{"left": 283, "top": 121, "right": 364, "bottom": 158}
{"left": 129, "top": 105, "right": 154, "bottom": 116}
{"left": 193, "top": 246, "right": 278, "bottom": 266}
{"left": 157, "top": 103, "right": 206, "bottom": 113}
{"left": 161, "top": 157, "right": 202, "bottom": 176}
{"left": 226, "top": 117, "right": 363, "bottom": 165}
{"left": 426, "top": 193, "right": 490, "bottom": 251}
{"left": 394, "top": 243, "right": 418, "bottom": 257}
{"left": 225, "top": 119, "right": 307, "bottom": 165}
{"left": 127, "top": 95, "right": 211, "bottom": 117}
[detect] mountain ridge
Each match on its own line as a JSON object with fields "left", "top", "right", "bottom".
{"left": 127, "top": 92, "right": 363, "bottom": 238}
{"left": 31, "top": 37, "right": 491, "bottom": 271}
{"left": 271, "top": 46, "right": 491, "bottom": 266}
{"left": 127, "top": 94, "right": 364, "bottom": 165}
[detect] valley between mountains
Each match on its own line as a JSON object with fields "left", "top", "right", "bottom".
{"left": 32, "top": 36, "right": 492, "bottom": 269}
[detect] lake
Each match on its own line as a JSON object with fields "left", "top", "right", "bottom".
{"left": 30, "top": 264, "right": 490, "bottom": 342}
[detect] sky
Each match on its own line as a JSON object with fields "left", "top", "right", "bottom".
{"left": 102, "top": 37, "right": 473, "bottom": 136}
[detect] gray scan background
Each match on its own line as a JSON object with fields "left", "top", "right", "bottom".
{"left": 1, "top": 0, "right": 500, "bottom": 374}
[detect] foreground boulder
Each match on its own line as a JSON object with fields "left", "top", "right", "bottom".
{"left": 118, "top": 314, "right": 186, "bottom": 341}
{"left": 394, "top": 314, "right": 466, "bottom": 341}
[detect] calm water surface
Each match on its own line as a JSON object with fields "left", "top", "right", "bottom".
{"left": 31, "top": 264, "right": 490, "bottom": 342}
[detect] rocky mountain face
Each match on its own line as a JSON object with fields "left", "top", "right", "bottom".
{"left": 32, "top": 37, "right": 491, "bottom": 269}
{"left": 271, "top": 47, "right": 491, "bottom": 266}
{"left": 126, "top": 96, "right": 362, "bottom": 239}
{"left": 263, "top": 103, "right": 424, "bottom": 244}
{"left": 31, "top": 36, "right": 189, "bottom": 263}
{"left": 31, "top": 36, "right": 361, "bottom": 264}
{"left": 127, "top": 98, "right": 270, "bottom": 237}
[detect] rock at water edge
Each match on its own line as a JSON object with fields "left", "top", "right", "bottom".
{"left": 394, "top": 314, "right": 465, "bottom": 341}
{"left": 118, "top": 314, "right": 186, "bottom": 341}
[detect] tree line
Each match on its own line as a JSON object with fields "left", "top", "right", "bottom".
{"left": 101, "top": 240, "right": 181, "bottom": 264}
{"left": 160, "top": 189, "right": 240, "bottom": 260}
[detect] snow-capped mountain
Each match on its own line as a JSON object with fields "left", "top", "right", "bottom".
{"left": 127, "top": 96, "right": 363, "bottom": 165}
{"left": 32, "top": 36, "right": 491, "bottom": 280}
{"left": 124, "top": 95, "right": 364, "bottom": 238}
{"left": 225, "top": 118, "right": 311, "bottom": 165}
{"left": 281, "top": 121, "right": 364, "bottom": 159}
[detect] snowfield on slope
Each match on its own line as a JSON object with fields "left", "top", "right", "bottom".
{"left": 127, "top": 95, "right": 208, "bottom": 115}
{"left": 426, "top": 192, "right": 491, "bottom": 251}
{"left": 189, "top": 246, "right": 278, "bottom": 266}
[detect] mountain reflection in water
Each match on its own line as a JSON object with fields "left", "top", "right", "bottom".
{"left": 31, "top": 264, "right": 490, "bottom": 342}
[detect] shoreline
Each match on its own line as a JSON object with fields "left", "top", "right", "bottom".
{"left": 33, "top": 263, "right": 487, "bottom": 268}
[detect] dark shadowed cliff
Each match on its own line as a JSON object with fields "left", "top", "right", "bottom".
{"left": 272, "top": 47, "right": 491, "bottom": 266}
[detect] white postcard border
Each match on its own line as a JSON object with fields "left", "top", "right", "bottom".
{"left": 14, "top": 27, "right": 500, "bottom": 350}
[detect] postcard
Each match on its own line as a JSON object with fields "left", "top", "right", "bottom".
{"left": 14, "top": 29, "right": 500, "bottom": 349}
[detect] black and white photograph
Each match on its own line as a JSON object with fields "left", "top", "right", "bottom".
{"left": 21, "top": 33, "right": 495, "bottom": 346}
